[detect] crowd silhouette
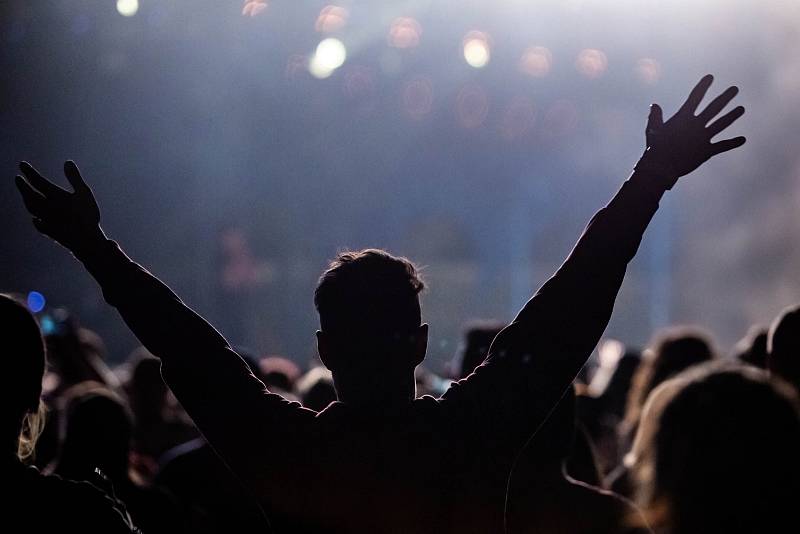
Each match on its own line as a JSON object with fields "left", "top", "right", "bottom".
{"left": 5, "top": 74, "right": 798, "bottom": 534}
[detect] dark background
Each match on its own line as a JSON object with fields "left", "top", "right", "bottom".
{"left": 2, "top": 0, "right": 798, "bottom": 370}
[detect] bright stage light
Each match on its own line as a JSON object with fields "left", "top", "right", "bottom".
{"left": 309, "top": 38, "right": 347, "bottom": 79}
{"left": 116, "top": 0, "right": 139, "bottom": 17}
{"left": 463, "top": 31, "right": 491, "bottom": 69}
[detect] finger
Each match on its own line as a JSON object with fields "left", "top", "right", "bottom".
{"left": 15, "top": 175, "right": 47, "bottom": 216}
{"left": 707, "top": 106, "right": 745, "bottom": 138}
{"left": 678, "top": 74, "right": 714, "bottom": 115}
{"left": 19, "top": 161, "right": 66, "bottom": 197}
{"left": 64, "top": 160, "right": 91, "bottom": 195}
{"left": 698, "top": 86, "right": 739, "bottom": 123}
{"left": 647, "top": 104, "right": 664, "bottom": 131}
{"left": 710, "top": 136, "right": 746, "bottom": 156}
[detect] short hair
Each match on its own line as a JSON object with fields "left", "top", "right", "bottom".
{"left": 314, "top": 249, "right": 424, "bottom": 347}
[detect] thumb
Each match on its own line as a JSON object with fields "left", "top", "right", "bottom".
{"left": 647, "top": 103, "right": 664, "bottom": 131}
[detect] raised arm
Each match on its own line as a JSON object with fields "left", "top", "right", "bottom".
{"left": 442, "top": 75, "right": 746, "bottom": 447}
{"left": 13, "top": 161, "right": 314, "bottom": 480}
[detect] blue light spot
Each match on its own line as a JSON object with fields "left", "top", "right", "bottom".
{"left": 27, "top": 291, "right": 46, "bottom": 313}
{"left": 40, "top": 316, "right": 56, "bottom": 335}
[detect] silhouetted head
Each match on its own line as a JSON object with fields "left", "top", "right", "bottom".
{"left": 0, "top": 294, "right": 47, "bottom": 460}
{"left": 314, "top": 249, "right": 427, "bottom": 404}
{"left": 297, "top": 366, "right": 337, "bottom": 412}
{"left": 629, "top": 365, "right": 800, "bottom": 533}
{"left": 732, "top": 325, "right": 769, "bottom": 369}
{"left": 623, "top": 327, "right": 715, "bottom": 434}
{"left": 768, "top": 304, "right": 800, "bottom": 390}
{"left": 258, "top": 356, "right": 301, "bottom": 394}
{"left": 455, "top": 321, "right": 504, "bottom": 379}
{"left": 598, "top": 350, "right": 642, "bottom": 420}
{"left": 55, "top": 383, "right": 133, "bottom": 483}
{"left": 126, "top": 348, "right": 167, "bottom": 422}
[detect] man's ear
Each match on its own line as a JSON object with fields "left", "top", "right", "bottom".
{"left": 317, "top": 330, "right": 335, "bottom": 371}
{"left": 412, "top": 323, "right": 429, "bottom": 366}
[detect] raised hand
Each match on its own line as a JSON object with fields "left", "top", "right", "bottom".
{"left": 640, "top": 74, "right": 746, "bottom": 188}
{"left": 15, "top": 161, "right": 105, "bottom": 253}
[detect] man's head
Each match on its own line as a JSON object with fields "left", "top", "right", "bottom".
{"left": 314, "top": 249, "right": 427, "bottom": 404}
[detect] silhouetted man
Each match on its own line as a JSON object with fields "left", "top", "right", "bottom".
{"left": 14, "top": 75, "right": 745, "bottom": 533}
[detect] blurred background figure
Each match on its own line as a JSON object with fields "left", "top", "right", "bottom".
{"left": 49, "top": 382, "right": 196, "bottom": 533}
{"left": 124, "top": 348, "right": 197, "bottom": 480}
{"left": 627, "top": 365, "right": 800, "bottom": 534}
{"left": 449, "top": 320, "right": 505, "bottom": 380}
{"left": 297, "top": 365, "right": 337, "bottom": 411}
{"left": 32, "top": 307, "right": 121, "bottom": 470}
{"left": 258, "top": 355, "right": 301, "bottom": 397}
{"left": 578, "top": 340, "right": 643, "bottom": 476}
{"left": 732, "top": 325, "right": 769, "bottom": 369}
{"left": 609, "top": 327, "right": 715, "bottom": 495}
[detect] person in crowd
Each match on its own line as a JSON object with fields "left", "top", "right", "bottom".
{"left": 767, "top": 304, "right": 800, "bottom": 390}
{"left": 258, "top": 356, "right": 301, "bottom": 397}
{"left": 13, "top": 75, "right": 745, "bottom": 533}
{"left": 0, "top": 294, "right": 137, "bottom": 533}
{"left": 34, "top": 308, "right": 121, "bottom": 468}
{"left": 578, "top": 347, "right": 642, "bottom": 476}
{"left": 296, "top": 366, "right": 337, "bottom": 411}
{"left": 609, "top": 328, "right": 715, "bottom": 495}
{"left": 732, "top": 325, "right": 769, "bottom": 369}
{"left": 124, "top": 348, "right": 197, "bottom": 480}
{"left": 50, "top": 381, "right": 194, "bottom": 533}
{"left": 627, "top": 365, "right": 800, "bottom": 533}
{"left": 451, "top": 321, "right": 505, "bottom": 380}
{"left": 506, "top": 387, "right": 650, "bottom": 534}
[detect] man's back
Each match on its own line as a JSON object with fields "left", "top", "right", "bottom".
{"left": 242, "top": 395, "right": 516, "bottom": 533}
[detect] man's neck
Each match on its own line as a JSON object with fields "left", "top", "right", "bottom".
{"left": 334, "top": 375, "right": 417, "bottom": 409}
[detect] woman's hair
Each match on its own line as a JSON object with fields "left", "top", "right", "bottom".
{"left": 621, "top": 327, "right": 715, "bottom": 438}
{"left": 628, "top": 364, "right": 800, "bottom": 533}
{"left": 0, "top": 294, "right": 47, "bottom": 460}
{"left": 18, "top": 401, "right": 47, "bottom": 460}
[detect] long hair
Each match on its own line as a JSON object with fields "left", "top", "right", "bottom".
{"left": 17, "top": 400, "right": 47, "bottom": 461}
{"left": 629, "top": 364, "right": 800, "bottom": 533}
